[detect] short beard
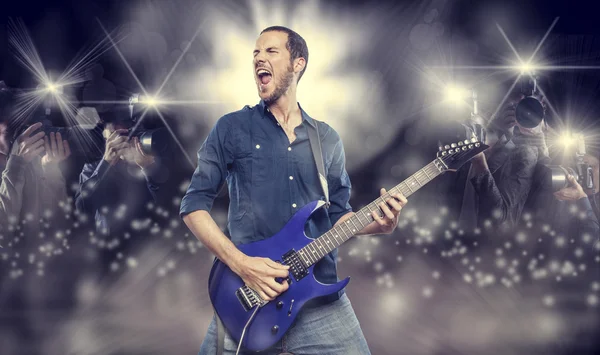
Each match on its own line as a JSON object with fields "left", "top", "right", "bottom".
{"left": 264, "top": 63, "right": 294, "bottom": 105}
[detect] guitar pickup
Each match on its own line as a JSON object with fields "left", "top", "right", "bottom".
{"left": 282, "top": 250, "right": 308, "bottom": 282}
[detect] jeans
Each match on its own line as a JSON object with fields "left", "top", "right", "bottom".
{"left": 199, "top": 294, "right": 371, "bottom": 355}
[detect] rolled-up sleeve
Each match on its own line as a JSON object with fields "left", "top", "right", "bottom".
{"left": 326, "top": 131, "right": 353, "bottom": 226}
{"left": 180, "top": 116, "right": 234, "bottom": 218}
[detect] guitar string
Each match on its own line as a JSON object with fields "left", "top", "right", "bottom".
{"left": 299, "top": 145, "right": 480, "bottom": 266}
{"left": 299, "top": 161, "right": 444, "bottom": 266}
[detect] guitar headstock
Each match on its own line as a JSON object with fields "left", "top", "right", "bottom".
{"left": 435, "top": 136, "right": 489, "bottom": 172}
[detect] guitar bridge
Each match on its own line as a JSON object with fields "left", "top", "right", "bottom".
{"left": 282, "top": 249, "right": 308, "bottom": 282}
{"left": 236, "top": 285, "right": 267, "bottom": 311}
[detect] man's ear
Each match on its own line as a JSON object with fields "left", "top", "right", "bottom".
{"left": 293, "top": 57, "right": 306, "bottom": 75}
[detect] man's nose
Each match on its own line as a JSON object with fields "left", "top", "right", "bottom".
{"left": 254, "top": 51, "right": 267, "bottom": 64}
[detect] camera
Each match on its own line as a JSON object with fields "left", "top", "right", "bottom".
{"left": 16, "top": 105, "right": 105, "bottom": 162}
{"left": 549, "top": 134, "right": 594, "bottom": 192}
{"left": 122, "top": 93, "right": 171, "bottom": 156}
{"left": 515, "top": 73, "right": 545, "bottom": 129}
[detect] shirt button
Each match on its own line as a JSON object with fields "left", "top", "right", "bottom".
{"left": 288, "top": 147, "right": 292, "bottom": 151}
{"left": 292, "top": 203, "right": 297, "bottom": 208}
{"left": 289, "top": 176, "right": 294, "bottom": 180}
{"left": 255, "top": 144, "right": 260, "bottom": 149}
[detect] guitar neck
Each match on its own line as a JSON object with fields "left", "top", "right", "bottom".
{"left": 298, "top": 160, "right": 444, "bottom": 268}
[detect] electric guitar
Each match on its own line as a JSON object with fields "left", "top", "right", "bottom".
{"left": 208, "top": 137, "right": 487, "bottom": 352}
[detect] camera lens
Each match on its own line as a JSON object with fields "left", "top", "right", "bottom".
{"left": 515, "top": 97, "right": 544, "bottom": 128}
{"left": 550, "top": 166, "right": 576, "bottom": 192}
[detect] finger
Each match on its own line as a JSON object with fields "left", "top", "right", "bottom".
{"left": 269, "top": 279, "right": 289, "bottom": 295}
{"left": 268, "top": 268, "right": 290, "bottom": 278}
{"left": 50, "top": 132, "right": 58, "bottom": 157}
{"left": 261, "top": 286, "right": 277, "bottom": 300}
{"left": 255, "top": 288, "right": 272, "bottom": 302}
{"left": 380, "top": 187, "right": 387, "bottom": 196}
{"left": 393, "top": 193, "right": 408, "bottom": 206}
{"left": 21, "top": 123, "right": 43, "bottom": 138}
{"left": 63, "top": 140, "right": 71, "bottom": 157}
{"left": 44, "top": 136, "right": 50, "bottom": 155}
{"left": 265, "top": 259, "right": 290, "bottom": 270}
{"left": 29, "top": 138, "right": 46, "bottom": 150}
{"left": 23, "top": 131, "right": 46, "bottom": 145}
{"left": 567, "top": 175, "right": 577, "bottom": 183}
{"left": 109, "top": 142, "right": 130, "bottom": 152}
{"left": 385, "top": 197, "right": 403, "bottom": 212}
{"left": 379, "top": 202, "right": 395, "bottom": 220}
{"left": 56, "top": 132, "right": 65, "bottom": 157}
{"left": 108, "top": 135, "right": 128, "bottom": 145}
{"left": 135, "top": 137, "right": 146, "bottom": 156}
{"left": 371, "top": 210, "right": 386, "bottom": 226}
{"left": 32, "top": 145, "right": 45, "bottom": 156}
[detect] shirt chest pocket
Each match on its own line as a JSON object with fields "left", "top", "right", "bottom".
{"left": 249, "top": 134, "right": 276, "bottom": 185}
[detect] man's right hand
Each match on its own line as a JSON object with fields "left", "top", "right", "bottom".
{"left": 231, "top": 255, "right": 290, "bottom": 301}
{"left": 103, "top": 129, "right": 130, "bottom": 165}
{"left": 11, "top": 122, "right": 46, "bottom": 162}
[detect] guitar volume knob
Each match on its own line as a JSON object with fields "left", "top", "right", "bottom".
{"left": 276, "top": 301, "right": 284, "bottom": 309}
{"left": 272, "top": 325, "right": 279, "bottom": 334}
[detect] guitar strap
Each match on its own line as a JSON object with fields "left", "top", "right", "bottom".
{"left": 306, "top": 122, "right": 330, "bottom": 208}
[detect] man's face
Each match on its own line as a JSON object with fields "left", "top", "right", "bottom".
{"left": 253, "top": 31, "right": 295, "bottom": 104}
{"left": 0, "top": 123, "right": 10, "bottom": 155}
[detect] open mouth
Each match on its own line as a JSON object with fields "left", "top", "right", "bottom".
{"left": 256, "top": 68, "right": 272, "bottom": 86}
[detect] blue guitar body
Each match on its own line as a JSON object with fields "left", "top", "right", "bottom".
{"left": 208, "top": 200, "right": 350, "bottom": 352}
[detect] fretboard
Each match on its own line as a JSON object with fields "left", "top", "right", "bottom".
{"left": 297, "top": 160, "right": 444, "bottom": 267}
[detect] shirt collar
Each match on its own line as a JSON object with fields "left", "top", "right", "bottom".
{"left": 257, "top": 100, "right": 316, "bottom": 128}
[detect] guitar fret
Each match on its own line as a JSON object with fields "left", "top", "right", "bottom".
{"left": 323, "top": 234, "right": 333, "bottom": 251}
{"left": 360, "top": 209, "right": 372, "bottom": 225}
{"left": 348, "top": 219, "right": 359, "bottom": 234}
{"left": 404, "top": 182, "right": 414, "bottom": 194}
{"left": 309, "top": 243, "right": 319, "bottom": 260}
{"left": 302, "top": 246, "right": 312, "bottom": 264}
{"left": 298, "top": 250, "right": 310, "bottom": 266}
{"left": 338, "top": 223, "right": 350, "bottom": 239}
{"left": 331, "top": 231, "right": 341, "bottom": 245}
{"left": 317, "top": 236, "right": 327, "bottom": 255}
{"left": 423, "top": 169, "right": 431, "bottom": 180}
{"left": 412, "top": 175, "right": 422, "bottom": 187}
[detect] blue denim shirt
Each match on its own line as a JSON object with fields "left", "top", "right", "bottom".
{"left": 180, "top": 101, "right": 352, "bottom": 285}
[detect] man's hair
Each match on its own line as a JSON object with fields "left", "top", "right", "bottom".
{"left": 260, "top": 26, "right": 309, "bottom": 82}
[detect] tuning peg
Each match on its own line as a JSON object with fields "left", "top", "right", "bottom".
{"left": 444, "top": 145, "right": 450, "bottom": 149}
{"left": 470, "top": 137, "right": 477, "bottom": 143}
{"left": 448, "top": 149, "right": 454, "bottom": 154}
{"left": 451, "top": 143, "right": 457, "bottom": 148}
{"left": 468, "top": 144, "right": 473, "bottom": 149}
{"left": 442, "top": 151, "right": 447, "bottom": 156}
{"left": 458, "top": 141, "right": 463, "bottom": 146}
{"left": 464, "top": 139, "right": 469, "bottom": 145}
{"left": 438, "top": 146, "right": 443, "bottom": 151}
{"left": 475, "top": 143, "right": 480, "bottom": 147}
{"left": 462, "top": 146, "right": 467, "bottom": 151}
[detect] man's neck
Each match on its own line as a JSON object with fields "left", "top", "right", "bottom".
{"left": 267, "top": 93, "right": 301, "bottom": 124}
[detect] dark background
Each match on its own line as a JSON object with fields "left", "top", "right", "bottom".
{"left": 1, "top": 1, "right": 599, "bottom": 354}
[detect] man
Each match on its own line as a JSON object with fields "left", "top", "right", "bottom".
{"left": 180, "top": 26, "right": 407, "bottom": 354}
{"left": 75, "top": 114, "right": 169, "bottom": 237}
{"left": 0, "top": 82, "right": 71, "bottom": 355}
{"left": 0, "top": 83, "right": 71, "bottom": 240}
{"left": 444, "top": 91, "right": 539, "bottom": 231}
